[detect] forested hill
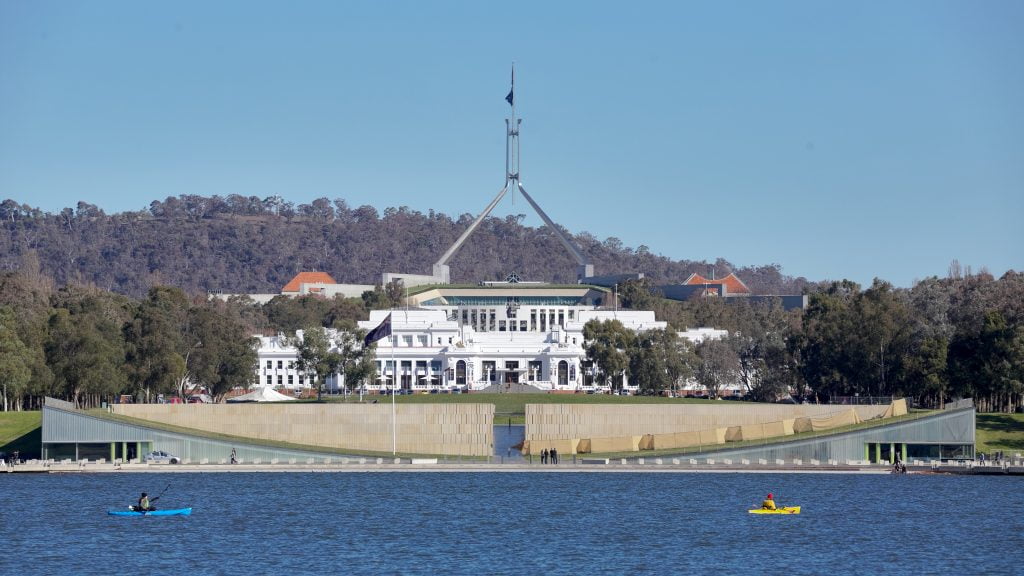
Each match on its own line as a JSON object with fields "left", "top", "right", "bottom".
{"left": 0, "top": 196, "right": 809, "bottom": 298}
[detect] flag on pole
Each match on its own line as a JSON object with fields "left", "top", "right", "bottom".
{"left": 363, "top": 313, "right": 392, "bottom": 346}
{"left": 505, "top": 65, "right": 514, "bottom": 106}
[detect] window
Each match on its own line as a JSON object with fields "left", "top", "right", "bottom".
{"left": 529, "top": 361, "right": 542, "bottom": 382}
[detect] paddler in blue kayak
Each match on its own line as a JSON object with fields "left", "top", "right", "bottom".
{"left": 761, "top": 493, "right": 777, "bottom": 511}
{"left": 133, "top": 492, "right": 158, "bottom": 512}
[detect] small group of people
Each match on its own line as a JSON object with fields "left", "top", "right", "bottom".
{"left": 979, "top": 450, "right": 1005, "bottom": 464}
{"left": 540, "top": 447, "right": 559, "bottom": 464}
{"left": 892, "top": 453, "right": 907, "bottom": 474}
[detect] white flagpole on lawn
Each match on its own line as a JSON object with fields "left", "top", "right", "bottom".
{"left": 391, "top": 323, "right": 396, "bottom": 455}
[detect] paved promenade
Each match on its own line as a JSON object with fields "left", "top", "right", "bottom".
{"left": 6, "top": 459, "right": 1022, "bottom": 475}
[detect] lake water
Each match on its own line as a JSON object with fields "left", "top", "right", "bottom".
{"left": 1, "top": 472, "right": 1021, "bottom": 575}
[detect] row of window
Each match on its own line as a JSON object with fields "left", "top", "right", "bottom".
{"left": 264, "top": 374, "right": 309, "bottom": 386}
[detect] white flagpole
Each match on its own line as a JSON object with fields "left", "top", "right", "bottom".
{"left": 391, "top": 319, "right": 397, "bottom": 455}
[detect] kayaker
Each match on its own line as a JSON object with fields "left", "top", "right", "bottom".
{"left": 761, "top": 493, "right": 777, "bottom": 511}
{"left": 135, "top": 492, "right": 158, "bottom": 512}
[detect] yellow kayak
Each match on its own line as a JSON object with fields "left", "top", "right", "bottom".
{"left": 749, "top": 506, "right": 801, "bottom": 515}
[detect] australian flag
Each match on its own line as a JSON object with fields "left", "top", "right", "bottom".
{"left": 363, "top": 313, "right": 392, "bottom": 346}
{"left": 505, "top": 65, "right": 514, "bottom": 106}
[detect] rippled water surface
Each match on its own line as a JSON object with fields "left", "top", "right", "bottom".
{"left": 1, "top": 472, "right": 1021, "bottom": 575}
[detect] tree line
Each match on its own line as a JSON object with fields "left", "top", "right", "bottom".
{"left": 587, "top": 268, "right": 1023, "bottom": 413}
{"left": 0, "top": 195, "right": 807, "bottom": 298}
{"left": 1, "top": 247, "right": 1020, "bottom": 413}
{"left": 0, "top": 255, "right": 401, "bottom": 410}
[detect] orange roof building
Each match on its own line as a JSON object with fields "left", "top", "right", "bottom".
{"left": 683, "top": 272, "right": 752, "bottom": 296}
{"left": 282, "top": 271, "right": 338, "bottom": 294}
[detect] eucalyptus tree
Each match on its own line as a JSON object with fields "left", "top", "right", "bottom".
{"left": 0, "top": 309, "right": 31, "bottom": 411}
{"left": 124, "top": 286, "right": 190, "bottom": 401}
{"left": 583, "top": 319, "right": 636, "bottom": 391}
{"left": 186, "top": 305, "right": 259, "bottom": 402}
{"left": 628, "top": 328, "right": 694, "bottom": 396}
{"left": 694, "top": 338, "right": 740, "bottom": 399}
{"left": 290, "top": 326, "right": 342, "bottom": 401}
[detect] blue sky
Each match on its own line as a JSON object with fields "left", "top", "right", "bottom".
{"left": 2, "top": 1, "right": 1021, "bottom": 288}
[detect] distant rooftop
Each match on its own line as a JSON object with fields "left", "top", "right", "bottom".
{"left": 282, "top": 271, "right": 338, "bottom": 293}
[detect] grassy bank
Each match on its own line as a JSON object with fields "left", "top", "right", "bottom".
{"left": 0, "top": 411, "right": 42, "bottom": 459}
{"left": 975, "top": 413, "right": 1024, "bottom": 455}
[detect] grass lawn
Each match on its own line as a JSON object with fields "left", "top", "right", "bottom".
{"left": 0, "top": 411, "right": 42, "bottom": 459}
{"left": 975, "top": 413, "right": 1024, "bottom": 455}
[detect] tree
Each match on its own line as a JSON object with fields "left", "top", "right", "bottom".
{"left": 583, "top": 319, "right": 635, "bottom": 391}
{"left": 187, "top": 306, "right": 259, "bottom": 402}
{"left": 45, "top": 308, "right": 126, "bottom": 408}
{"left": 290, "top": 326, "right": 342, "bottom": 401}
{"left": 0, "top": 309, "right": 32, "bottom": 411}
{"left": 694, "top": 338, "right": 739, "bottom": 399}
{"left": 124, "top": 286, "right": 190, "bottom": 401}
{"left": 628, "top": 328, "right": 694, "bottom": 396}
{"left": 333, "top": 327, "right": 376, "bottom": 398}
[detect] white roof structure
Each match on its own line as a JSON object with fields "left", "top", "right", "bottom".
{"left": 228, "top": 387, "right": 295, "bottom": 403}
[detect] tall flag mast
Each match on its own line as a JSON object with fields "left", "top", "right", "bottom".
{"left": 505, "top": 64, "right": 520, "bottom": 205}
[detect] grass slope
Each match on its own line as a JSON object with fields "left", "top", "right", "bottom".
{"left": 0, "top": 411, "right": 42, "bottom": 459}
{"left": 975, "top": 413, "right": 1024, "bottom": 455}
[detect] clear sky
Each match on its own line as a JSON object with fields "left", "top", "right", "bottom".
{"left": 2, "top": 1, "right": 1021, "bottom": 288}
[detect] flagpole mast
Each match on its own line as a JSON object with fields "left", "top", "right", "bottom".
{"left": 391, "top": 317, "right": 396, "bottom": 455}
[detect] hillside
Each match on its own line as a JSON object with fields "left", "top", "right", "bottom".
{"left": 0, "top": 196, "right": 809, "bottom": 297}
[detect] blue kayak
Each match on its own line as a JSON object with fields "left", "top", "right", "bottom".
{"left": 108, "top": 507, "right": 192, "bottom": 517}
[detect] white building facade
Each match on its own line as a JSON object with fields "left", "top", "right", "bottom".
{"left": 252, "top": 290, "right": 730, "bottom": 395}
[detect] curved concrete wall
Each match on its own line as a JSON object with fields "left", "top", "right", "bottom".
{"left": 111, "top": 403, "right": 494, "bottom": 456}
{"left": 525, "top": 404, "right": 889, "bottom": 441}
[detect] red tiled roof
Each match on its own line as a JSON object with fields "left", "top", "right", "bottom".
{"left": 282, "top": 271, "right": 337, "bottom": 293}
{"left": 683, "top": 272, "right": 751, "bottom": 295}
